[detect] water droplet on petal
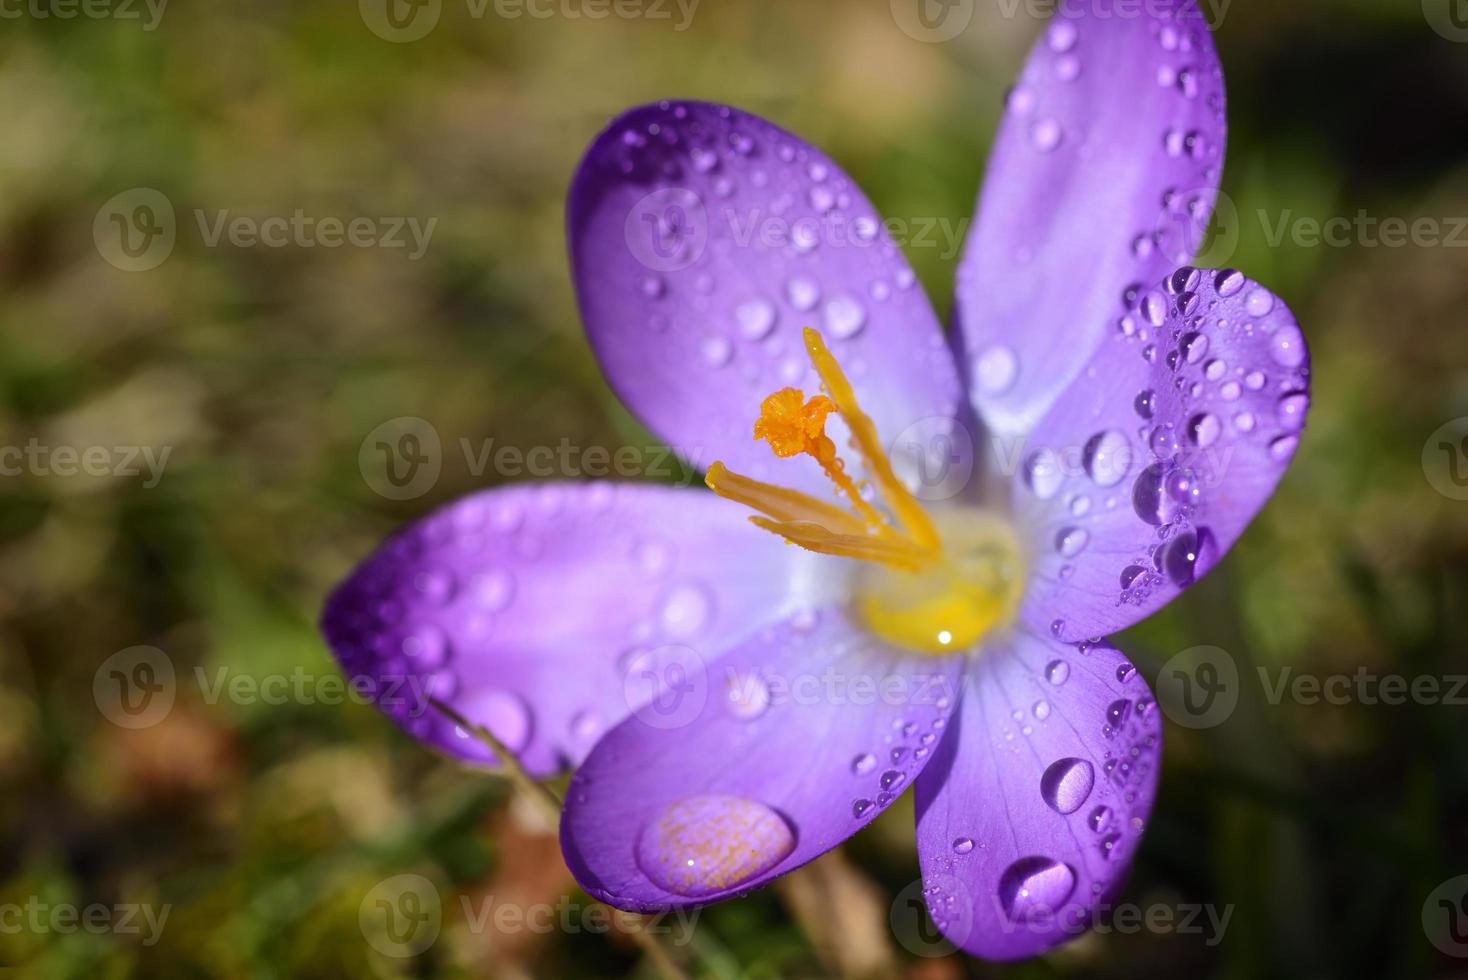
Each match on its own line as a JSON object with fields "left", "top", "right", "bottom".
{"left": 1030, "top": 118, "right": 1063, "bottom": 152}
{"left": 1041, "top": 758, "right": 1095, "bottom": 814}
{"left": 635, "top": 795, "right": 796, "bottom": 898}
{"left": 735, "top": 299, "right": 777, "bottom": 340}
{"left": 1046, "top": 660, "right": 1070, "bottom": 685}
{"left": 1188, "top": 412, "right": 1221, "bottom": 447}
{"left": 998, "top": 857, "right": 1076, "bottom": 921}
{"left": 660, "top": 582, "right": 714, "bottom": 638}
{"left": 1024, "top": 449, "right": 1065, "bottom": 500}
{"left": 823, "top": 294, "right": 867, "bottom": 339}
{"left": 785, "top": 277, "right": 820, "bottom": 312}
{"left": 974, "top": 344, "right": 1019, "bottom": 395}
{"left": 724, "top": 671, "right": 771, "bottom": 720}
{"left": 699, "top": 335, "right": 733, "bottom": 368}
{"left": 1055, "top": 526, "right": 1090, "bottom": 557}
{"left": 1084, "top": 429, "right": 1133, "bottom": 487}
{"left": 953, "top": 837, "right": 976, "bottom": 855}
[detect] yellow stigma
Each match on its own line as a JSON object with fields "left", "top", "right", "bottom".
{"left": 706, "top": 328, "right": 1024, "bottom": 655}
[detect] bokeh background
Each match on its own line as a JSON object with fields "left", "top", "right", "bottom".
{"left": 3, "top": 0, "right": 1468, "bottom": 976}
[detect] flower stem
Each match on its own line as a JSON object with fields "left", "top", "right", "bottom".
{"left": 428, "top": 698, "right": 690, "bottom": 980}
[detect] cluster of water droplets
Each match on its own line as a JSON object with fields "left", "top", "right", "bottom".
{"left": 321, "top": 483, "right": 732, "bottom": 769}
{"left": 970, "top": 11, "right": 1226, "bottom": 425}
{"left": 1020, "top": 262, "right": 1307, "bottom": 615}
{"left": 590, "top": 101, "right": 961, "bottom": 436}
{"left": 846, "top": 695, "right": 953, "bottom": 822}
{"left": 924, "top": 642, "right": 1159, "bottom": 927}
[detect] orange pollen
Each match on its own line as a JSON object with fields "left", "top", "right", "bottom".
{"left": 704, "top": 328, "right": 942, "bottom": 571}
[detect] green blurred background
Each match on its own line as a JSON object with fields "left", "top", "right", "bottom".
{"left": 2, "top": 0, "right": 1468, "bottom": 976}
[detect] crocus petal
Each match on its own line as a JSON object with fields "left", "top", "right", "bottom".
{"left": 560, "top": 609, "right": 962, "bottom": 911}
{"left": 1013, "top": 268, "right": 1309, "bottom": 642}
{"left": 954, "top": 1, "right": 1226, "bottom": 438}
{"left": 914, "top": 629, "right": 1160, "bottom": 961}
{"left": 568, "top": 100, "right": 966, "bottom": 496}
{"left": 320, "top": 482, "right": 840, "bottom": 776}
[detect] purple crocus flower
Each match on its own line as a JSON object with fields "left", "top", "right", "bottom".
{"left": 322, "top": 1, "right": 1310, "bottom": 960}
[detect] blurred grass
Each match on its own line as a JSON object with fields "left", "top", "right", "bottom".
{"left": 2, "top": 0, "right": 1468, "bottom": 977}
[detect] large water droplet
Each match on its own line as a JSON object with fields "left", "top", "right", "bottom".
{"left": 1055, "top": 526, "right": 1090, "bottom": 557}
{"left": 823, "top": 295, "right": 867, "bottom": 339}
{"left": 1024, "top": 449, "right": 1065, "bottom": 500}
{"left": 660, "top": 582, "right": 714, "bottom": 638}
{"left": 1030, "top": 118, "right": 1062, "bottom": 152}
{"left": 1084, "top": 430, "right": 1132, "bottom": 487}
{"left": 699, "top": 335, "right": 733, "bottom": 368}
{"left": 1041, "top": 758, "right": 1095, "bottom": 814}
{"left": 1046, "top": 660, "right": 1070, "bottom": 685}
{"left": 1188, "top": 412, "right": 1221, "bottom": 447}
{"left": 785, "top": 277, "right": 820, "bottom": 312}
{"left": 974, "top": 344, "right": 1019, "bottom": 395}
{"left": 724, "top": 671, "right": 771, "bottom": 720}
{"left": 998, "top": 857, "right": 1077, "bottom": 921}
{"left": 635, "top": 795, "right": 796, "bottom": 898}
{"left": 1132, "top": 462, "right": 1181, "bottom": 525}
{"left": 735, "top": 299, "right": 777, "bottom": 340}
{"left": 1270, "top": 324, "right": 1306, "bottom": 368}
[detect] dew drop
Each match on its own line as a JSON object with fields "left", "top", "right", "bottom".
{"left": 635, "top": 795, "right": 795, "bottom": 898}
{"left": 1270, "top": 325, "right": 1306, "bottom": 368}
{"left": 724, "top": 671, "right": 771, "bottom": 720}
{"left": 1030, "top": 118, "right": 1063, "bottom": 152}
{"left": 1188, "top": 412, "right": 1221, "bottom": 447}
{"left": 1023, "top": 449, "right": 1065, "bottom": 500}
{"left": 660, "top": 582, "right": 714, "bottom": 638}
{"left": 974, "top": 344, "right": 1019, "bottom": 395}
{"left": 998, "top": 857, "right": 1077, "bottom": 921}
{"left": 1055, "top": 526, "right": 1090, "bottom": 558}
{"left": 699, "top": 335, "right": 733, "bottom": 368}
{"left": 735, "top": 299, "right": 777, "bottom": 340}
{"left": 1046, "top": 660, "right": 1070, "bottom": 685}
{"left": 1244, "top": 288, "right": 1275, "bottom": 316}
{"left": 852, "top": 753, "right": 876, "bottom": 775}
{"left": 785, "top": 277, "right": 820, "bottom": 312}
{"left": 1041, "top": 758, "right": 1095, "bottom": 814}
{"left": 1083, "top": 429, "right": 1133, "bottom": 487}
{"left": 823, "top": 294, "right": 867, "bottom": 339}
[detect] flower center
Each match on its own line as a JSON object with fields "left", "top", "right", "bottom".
{"left": 706, "top": 328, "right": 1024, "bottom": 655}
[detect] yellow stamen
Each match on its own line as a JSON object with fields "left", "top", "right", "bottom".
{"left": 801, "top": 328, "right": 941, "bottom": 553}
{"left": 706, "top": 329, "right": 1024, "bottom": 655}
{"left": 750, "top": 387, "right": 893, "bottom": 536}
